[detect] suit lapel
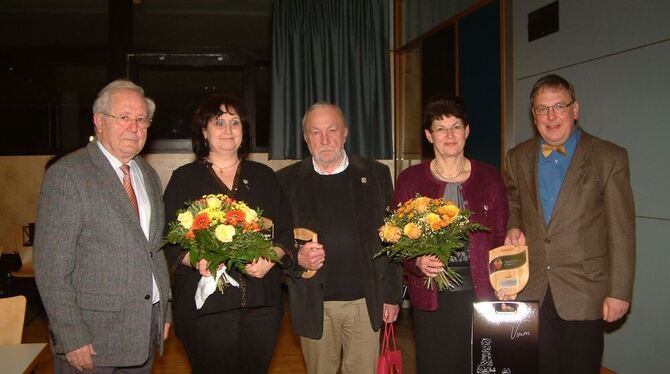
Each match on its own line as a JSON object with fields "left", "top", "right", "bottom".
{"left": 86, "top": 143, "right": 147, "bottom": 243}
{"left": 347, "top": 155, "right": 374, "bottom": 243}
{"left": 523, "top": 140, "right": 545, "bottom": 224}
{"left": 551, "top": 131, "right": 592, "bottom": 219}
{"left": 136, "top": 157, "right": 160, "bottom": 247}
{"left": 295, "top": 159, "right": 321, "bottom": 232}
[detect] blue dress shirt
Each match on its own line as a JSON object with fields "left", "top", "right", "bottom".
{"left": 538, "top": 128, "right": 580, "bottom": 224}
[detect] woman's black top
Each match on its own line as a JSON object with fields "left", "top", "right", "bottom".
{"left": 163, "top": 159, "right": 293, "bottom": 320}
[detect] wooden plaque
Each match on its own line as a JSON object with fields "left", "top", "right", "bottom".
{"left": 293, "top": 228, "right": 318, "bottom": 279}
{"left": 488, "top": 245, "right": 529, "bottom": 295}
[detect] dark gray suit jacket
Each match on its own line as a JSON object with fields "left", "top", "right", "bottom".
{"left": 505, "top": 130, "right": 635, "bottom": 320}
{"left": 278, "top": 154, "right": 403, "bottom": 339}
{"left": 34, "top": 142, "right": 172, "bottom": 366}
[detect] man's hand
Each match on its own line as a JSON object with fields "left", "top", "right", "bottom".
{"left": 504, "top": 228, "right": 527, "bottom": 246}
{"left": 415, "top": 255, "right": 444, "bottom": 278}
{"left": 65, "top": 343, "right": 96, "bottom": 371}
{"left": 163, "top": 323, "right": 171, "bottom": 341}
{"left": 297, "top": 241, "right": 326, "bottom": 271}
{"left": 603, "top": 297, "right": 630, "bottom": 322}
{"left": 245, "top": 258, "right": 276, "bottom": 278}
{"left": 383, "top": 303, "right": 400, "bottom": 323}
{"left": 495, "top": 288, "right": 518, "bottom": 301}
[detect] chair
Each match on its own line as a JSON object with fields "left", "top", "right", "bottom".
{"left": 11, "top": 246, "right": 35, "bottom": 279}
{"left": 8, "top": 246, "right": 35, "bottom": 296}
{"left": 0, "top": 295, "right": 27, "bottom": 344}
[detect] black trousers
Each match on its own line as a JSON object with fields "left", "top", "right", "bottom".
{"left": 540, "top": 287, "right": 604, "bottom": 374}
{"left": 413, "top": 288, "right": 474, "bottom": 374}
{"left": 175, "top": 306, "right": 283, "bottom": 374}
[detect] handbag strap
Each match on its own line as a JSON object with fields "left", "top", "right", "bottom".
{"left": 381, "top": 322, "right": 397, "bottom": 354}
{"left": 387, "top": 322, "right": 397, "bottom": 351}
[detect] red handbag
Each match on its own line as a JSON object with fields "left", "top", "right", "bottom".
{"left": 377, "top": 322, "right": 402, "bottom": 374}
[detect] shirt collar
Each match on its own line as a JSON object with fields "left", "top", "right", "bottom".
{"left": 312, "top": 152, "right": 349, "bottom": 175}
{"left": 97, "top": 141, "right": 133, "bottom": 169}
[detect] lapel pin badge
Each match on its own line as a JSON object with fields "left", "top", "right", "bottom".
{"left": 361, "top": 177, "right": 367, "bottom": 184}
{"left": 242, "top": 179, "right": 250, "bottom": 190}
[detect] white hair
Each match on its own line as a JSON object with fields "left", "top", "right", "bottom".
{"left": 92, "top": 79, "right": 156, "bottom": 118}
{"left": 301, "top": 101, "right": 347, "bottom": 131}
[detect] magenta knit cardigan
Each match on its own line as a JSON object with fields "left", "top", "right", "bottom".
{"left": 391, "top": 159, "right": 508, "bottom": 311}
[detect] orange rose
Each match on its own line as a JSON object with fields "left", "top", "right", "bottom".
{"left": 242, "top": 221, "right": 260, "bottom": 233}
{"left": 379, "top": 224, "right": 402, "bottom": 243}
{"left": 191, "top": 213, "right": 210, "bottom": 230}
{"left": 412, "top": 197, "right": 430, "bottom": 212}
{"left": 438, "top": 203, "right": 460, "bottom": 218}
{"left": 184, "top": 230, "right": 195, "bottom": 240}
{"left": 225, "top": 210, "right": 246, "bottom": 226}
{"left": 425, "top": 213, "right": 442, "bottom": 231}
{"left": 403, "top": 223, "right": 422, "bottom": 239}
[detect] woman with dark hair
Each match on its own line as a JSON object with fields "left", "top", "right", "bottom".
{"left": 392, "top": 96, "right": 508, "bottom": 373}
{"left": 163, "top": 94, "right": 292, "bottom": 373}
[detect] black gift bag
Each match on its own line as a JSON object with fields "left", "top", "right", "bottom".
{"left": 472, "top": 301, "right": 539, "bottom": 374}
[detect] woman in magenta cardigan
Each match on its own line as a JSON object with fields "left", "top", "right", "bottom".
{"left": 392, "top": 97, "right": 508, "bottom": 374}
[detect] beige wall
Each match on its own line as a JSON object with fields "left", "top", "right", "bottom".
{"left": 0, "top": 153, "right": 396, "bottom": 252}
{"left": 0, "top": 156, "right": 52, "bottom": 252}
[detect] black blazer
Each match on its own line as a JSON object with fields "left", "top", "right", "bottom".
{"left": 277, "top": 154, "right": 403, "bottom": 339}
{"left": 163, "top": 159, "right": 293, "bottom": 320}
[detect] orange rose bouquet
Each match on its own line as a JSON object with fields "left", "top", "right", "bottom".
{"left": 165, "top": 194, "right": 277, "bottom": 292}
{"left": 375, "top": 195, "right": 487, "bottom": 291}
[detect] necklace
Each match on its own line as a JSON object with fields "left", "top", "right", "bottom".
{"left": 209, "top": 158, "right": 239, "bottom": 173}
{"left": 431, "top": 157, "right": 467, "bottom": 181}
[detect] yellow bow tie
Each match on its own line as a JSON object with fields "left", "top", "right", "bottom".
{"left": 541, "top": 144, "right": 567, "bottom": 157}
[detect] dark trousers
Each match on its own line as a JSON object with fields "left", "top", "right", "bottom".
{"left": 540, "top": 288, "right": 604, "bottom": 374}
{"left": 413, "top": 288, "right": 474, "bottom": 374}
{"left": 175, "top": 306, "right": 283, "bottom": 374}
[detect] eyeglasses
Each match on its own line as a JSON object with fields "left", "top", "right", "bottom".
{"left": 429, "top": 123, "right": 466, "bottom": 135}
{"left": 211, "top": 117, "right": 242, "bottom": 127}
{"left": 532, "top": 100, "right": 575, "bottom": 116}
{"left": 100, "top": 112, "right": 152, "bottom": 128}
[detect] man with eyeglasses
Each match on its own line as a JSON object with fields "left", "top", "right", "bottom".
{"left": 502, "top": 74, "right": 635, "bottom": 373}
{"left": 34, "top": 80, "right": 172, "bottom": 373}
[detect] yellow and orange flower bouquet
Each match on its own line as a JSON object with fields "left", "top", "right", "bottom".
{"left": 375, "top": 195, "right": 486, "bottom": 291}
{"left": 165, "top": 194, "right": 277, "bottom": 292}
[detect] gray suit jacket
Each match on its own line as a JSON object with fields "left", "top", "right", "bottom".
{"left": 34, "top": 142, "right": 172, "bottom": 367}
{"left": 505, "top": 130, "right": 635, "bottom": 320}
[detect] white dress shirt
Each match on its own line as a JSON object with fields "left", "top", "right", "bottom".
{"left": 97, "top": 141, "right": 160, "bottom": 304}
{"left": 312, "top": 152, "right": 350, "bottom": 175}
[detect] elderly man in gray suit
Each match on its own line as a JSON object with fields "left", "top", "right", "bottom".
{"left": 34, "top": 79, "right": 172, "bottom": 373}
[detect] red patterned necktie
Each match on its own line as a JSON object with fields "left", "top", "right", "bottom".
{"left": 120, "top": 164, "right": 139, "bottom": 216}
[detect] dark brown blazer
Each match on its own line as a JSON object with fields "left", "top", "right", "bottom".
{"left": 505, "top": 130, "right": 635, "bottom": 320}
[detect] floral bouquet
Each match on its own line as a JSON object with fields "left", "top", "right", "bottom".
{"left": 375, "top": 195, "right": 487, "bottom": 291}
{"left": 164, "top": 194, "right": 277, "bottom": 293}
